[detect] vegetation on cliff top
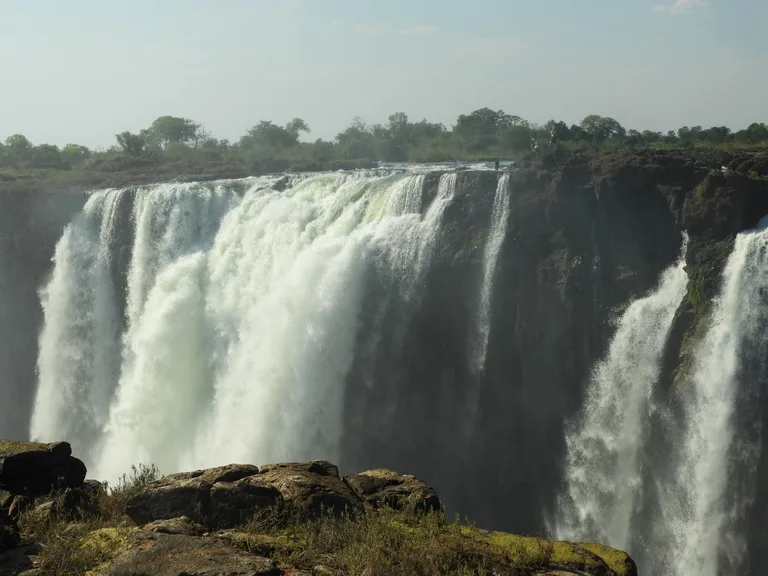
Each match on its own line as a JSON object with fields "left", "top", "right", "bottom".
{"left": 9, "top": 463, "right": 634, "bottom": 576}
{"left": 1, "top": 110, "right": 766, "bottom": 194}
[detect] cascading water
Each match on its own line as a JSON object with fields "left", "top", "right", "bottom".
{"left": 554, "top": 235, "right": 689, "bottom": 553}
{"left": 29, "top": 170, "right": 462, "bottom": 484}
{"left": 30, "top": 190, "right": 128, "bottom": 463}
{"left": 472, "top": 173, "right": 510, "bottom": 373}
{"left": 663, "top": 218, "right": 768, "bottom": 576}
{"left": 556, "top": 216, "right": 768, "bottom": 576}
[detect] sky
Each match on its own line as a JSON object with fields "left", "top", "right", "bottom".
{"left": 0, "top": 0, "right": 766, "bottom": 149}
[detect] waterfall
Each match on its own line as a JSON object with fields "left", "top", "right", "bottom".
{"left": 665, "top": 219, "right": 768, "bottom": 576}
{"left": 30, "top": 190, "right": 127, "bottom": 463}
{"left": 554, "top": 235, "right": 689, "bottom": 551}
{"left": 29, "top": 170, "right": 460, "bottom": 484}
{"left": 473, "top": 173, "right": 510, "bottom": 373}
{"left": 556, "top": 217, "right": 768, "bottom": 576}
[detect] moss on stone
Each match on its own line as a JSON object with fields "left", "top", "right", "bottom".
{"left": 477, "top": 529, "right": 633, "bottom": 574}
{"left": 0, "top": 440, "right": 59, "bottom": 456}
{"left": 581, "top": 541, "right": 636, "bottom": 576}
{"left": 80, "top": 527, "right": 133, "bottom": 574}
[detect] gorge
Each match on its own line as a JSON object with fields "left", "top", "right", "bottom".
{"left": 2, "top": 147, "right": 768, "bottom": 575}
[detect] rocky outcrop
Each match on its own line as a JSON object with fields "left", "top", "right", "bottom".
{"left": 0, "top": 440, "right": 86, "bottom": 496}
{"left": 125, "top": 461, "right": 367, "bottom": 529}
{"left": 344, "top": 468, "right": 442, "bottom": 513}
{"left": 0, "top": 437, "right": 635, "bottom": 576}
{"left": 94, "top": 529, "right": 282, "bottom": 576}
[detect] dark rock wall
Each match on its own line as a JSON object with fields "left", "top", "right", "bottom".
{"left": 0, "top": 190, "right": 88, "bottom": 439}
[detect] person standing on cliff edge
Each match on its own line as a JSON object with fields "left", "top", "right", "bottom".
{"left": 494, "top": 159, "right": 500, "bottom": 171}
{"left": 549, "top": 125, "right": 558, "bottom": 150}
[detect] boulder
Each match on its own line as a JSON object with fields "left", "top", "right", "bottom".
{"left": 257, "top": 461, "right": 363, "bottom": 519}
{"left": 124, "top": 469, "right": 219, "bottom": 526}
{"left": 143, "top": 516, "right": 207, "bottom": 536}
{"left": 126, "top": 464, "right": 268, "bottom": 528}
{"left": 207, "top": 475, "right": 283, "bottom": 529}
{"left": 343, "top": 469, "right": 442, "bottom": 513}
{"left": 94, "top": 530, "right": 281, "bottom": 576}
{"left": 0, "top": 440, "right": 86, "bottom": 496}
{"left": 125, "top": 461, "right": 364, "bottom": 529}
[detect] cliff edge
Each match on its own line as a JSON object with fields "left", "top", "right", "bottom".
{"left": 0, "top": 439, "right": 635, "bottom": 576}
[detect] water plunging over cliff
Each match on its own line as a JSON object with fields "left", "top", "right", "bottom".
{"left": 473, "top": 173, "right": 510, "bottom": 374}
{"left": 30, "top": 170, "right": 471, "bottom": 482}
{"left": 554, "top": 236, "right": 688, "bottom": 549}
{"left": 664, "top": 218, "right": 768, "bottom": 576}
{"left": 556, "top": 217, "right": 768, "bottom": 576}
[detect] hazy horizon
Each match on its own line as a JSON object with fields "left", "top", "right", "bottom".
{"left": 1, "top": 0, "right": 765, "bottom": 149}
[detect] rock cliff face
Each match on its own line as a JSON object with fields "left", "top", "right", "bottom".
{"left": 0, "top": 439, "right": 635, "bottom": 576}
{"left": 341, "top": 148, "right": 768, "bottom": 533}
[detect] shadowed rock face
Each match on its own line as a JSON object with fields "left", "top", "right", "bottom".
{"left": 0, "top": 440, "right": 86, "bottom": 496}
{"left": 0, "top": 190, "right": 89, "bottom": 440}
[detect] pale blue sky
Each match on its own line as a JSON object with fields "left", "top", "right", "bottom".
{"left": 0, "top": 0, "right": 765, "bottom": 149}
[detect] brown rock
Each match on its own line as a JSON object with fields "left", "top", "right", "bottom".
{"left": 125, "top": 461, "right": 363, "bottom": 529}
{"left": 343, "top": 469, "right": 442, "bottom": 513}
{"left": 125, "top": 464, "right": 268, "bottom": 528}
{"left": 257, "top": 461, "right": 364, "bottom": 519}
{"left": 144, "top": 516, "right": 207, "bottom": 536}
{"left": 125, "top": 472, "right": 212, "bottom": 526}
{"left": 208, "top": 476, "right": 282, "bottom": 529}
{"left": 98, "top": 530, "right": 281, "bottom": 576}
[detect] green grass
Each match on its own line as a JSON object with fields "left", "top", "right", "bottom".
{"left": 12, "top": 461, "right": 634, "bottom": 576}
{"left": 231, "top": 505, "right": 633, "bottom": 576}
{"left": 15, "top": 464, "right": 158, "bottom": 576}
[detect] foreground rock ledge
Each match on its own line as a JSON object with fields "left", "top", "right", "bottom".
{"left": 0, "top": 440, "right": 87, "bottom": 497}
{"left": 0, "top": 440, "right": 637, "bottom": 576}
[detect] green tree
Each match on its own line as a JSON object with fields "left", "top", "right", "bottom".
{"left": 579, "top": 115, "right": 626, "bottom": 143}
{"left": 454, "top": 108, "right": 519, "bottom": 151}
{"left": 335, "top": 117, "right": 376, "bottom": 160}
{"left": 115, "top": 131, "right": 146, "bottom": 156}
{"left": 736, "top": 122, "right": 768, "bottom": 143}
{"left": 30, "top": 144, "right": 64, "bottom": 169}
{"left": 146, "top": 116, "right": 200, "bottom": 148}
{"left": 240, "top": 119, "right": 309, "bottom": 150}
{"left": 499, "top": 125, "right": 533, "bottom": 152}
{"left": 61, "top": 144, "right": 92, "bottom": 166}
{"left": 285, "top": 118, "right": 310, "bottom": 140}
{"left": 4, "top": 134, "right": 33, "bottom": 167}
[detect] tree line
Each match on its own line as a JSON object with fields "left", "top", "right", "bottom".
{"left": 1, "top": 110, "right": 767, "bottom": 173}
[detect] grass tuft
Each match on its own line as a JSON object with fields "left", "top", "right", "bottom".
{"left": 15, "top": 463, "right": 159, "bottom": 576}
